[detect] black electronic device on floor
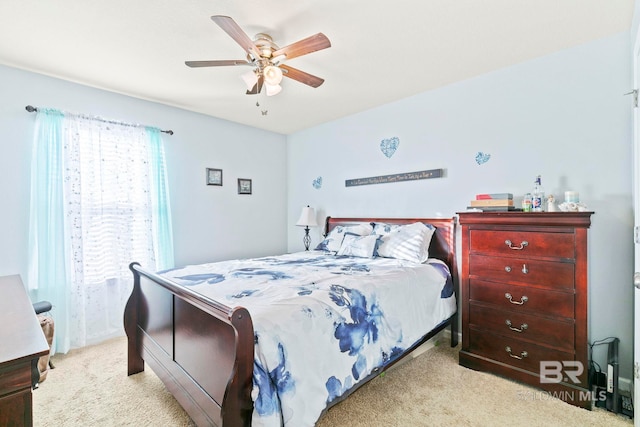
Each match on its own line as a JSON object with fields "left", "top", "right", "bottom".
{"left": 605, "top": 338, "right": 620, "bottom": 413}
{"left": 590, "top": 337, "right": 633, "bottom": 417}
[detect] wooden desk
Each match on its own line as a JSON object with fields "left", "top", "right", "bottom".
{"left": 0, "top": 275, "right": 50, "bottom": 426}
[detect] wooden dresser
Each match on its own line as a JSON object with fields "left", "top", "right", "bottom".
{"left": 457, "top": 212, "right": 593, "bottom": 408}
{"left": 0, "top": 275, "right": 50, "bottom": 426}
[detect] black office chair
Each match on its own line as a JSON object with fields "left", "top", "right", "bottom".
{"left": 33, "top": 300, "right": 52, "bottom": 316}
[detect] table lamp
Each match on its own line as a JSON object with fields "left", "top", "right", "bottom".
{"left": 296, "top": 205, "right": 318, "bottom": 251}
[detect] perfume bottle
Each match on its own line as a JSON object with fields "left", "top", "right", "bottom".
{"left": 532, "top": 175, "right": 545, "bottom": 212}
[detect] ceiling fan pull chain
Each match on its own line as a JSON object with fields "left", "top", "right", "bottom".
{"left": 261, "top": 89, "right": 268, "bottom": 116}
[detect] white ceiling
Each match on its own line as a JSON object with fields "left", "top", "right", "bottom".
{"left": 0, "top": 1, "right": 634, "bottom": 135}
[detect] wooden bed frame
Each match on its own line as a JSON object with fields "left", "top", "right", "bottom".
{"left": 124, "top": 217, "right": 458, "bottom": 427}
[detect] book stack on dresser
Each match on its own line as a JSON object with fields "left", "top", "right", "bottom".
{"left": 467, "top": 193, "right": 517, "bottom": 211}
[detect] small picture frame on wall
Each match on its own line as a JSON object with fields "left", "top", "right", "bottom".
{"left": 238, "top": 178, "right": 252, "bottom": 195}
{"left": 206, "top": 168, "right": 223, "bottom": 186}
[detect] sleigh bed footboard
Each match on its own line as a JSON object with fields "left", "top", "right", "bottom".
{"left": 124, "top": 263, "right": 254, "bottom": 427}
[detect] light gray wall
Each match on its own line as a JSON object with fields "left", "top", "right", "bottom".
{"left": 0, "top": 64, "right": 288, "bottom": 278}
{"left": 287, "top": 32, "right": 633, "bottom": 379}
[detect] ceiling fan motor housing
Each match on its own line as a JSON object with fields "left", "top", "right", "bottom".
{"left": 253, "top": 33, "right": 279, "bottom": 59}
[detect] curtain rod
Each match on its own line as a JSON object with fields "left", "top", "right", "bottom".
{"left": 25, "top": 105, "right": 174, "bottom": 135}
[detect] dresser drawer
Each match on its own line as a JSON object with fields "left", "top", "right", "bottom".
{"left": 469, "top": 254, "right": 574, "bottom": 289}
{"left": 469, "top": 304, "right": 574, "bottom": 352}
{"left": 0, "top": 363, "right": 31, "bottom": 398}
{"left": 469, "top": 279, "right": 574, "bottom": 319}
{"left": 469, "top": 229, "right": 575, "bottom": 259}
{"left": 468, "top": 328, "right": 575, "bottom": 375}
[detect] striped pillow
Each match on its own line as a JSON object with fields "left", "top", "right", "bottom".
{"left": 376, "top": 222, "right": 435, "bottom": 263}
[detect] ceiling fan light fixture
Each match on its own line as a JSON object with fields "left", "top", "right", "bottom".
{"left": 263, "top": 65, "right": 283, "bottom": 85}
{"left": 265, "top": 83, "right": 282, "bottom": 97}
{"left": 240, "top": 70, "right": 258, "bottom": 91}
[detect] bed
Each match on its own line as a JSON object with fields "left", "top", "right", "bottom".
{"left": 124, "top": 216, "right": 458, "bottom": 427}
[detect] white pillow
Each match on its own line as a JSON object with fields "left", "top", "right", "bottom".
{"left": 371, "top": 222, "right": 402, "bottom": 236}
{"left": 336, "top": 233, "right": 379, "bottom": 258}
{"left": 376, "top": 222, "right": 435, "bottom": 263}
{"left": 315, "top": 223, "right": 373, "bottom": 253}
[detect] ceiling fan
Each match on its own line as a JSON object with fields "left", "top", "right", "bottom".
{"left": 186, "top": 15, "right": 331, "bottom": 96}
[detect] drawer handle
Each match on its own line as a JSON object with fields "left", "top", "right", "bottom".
{"left": 505, "top": 346, "right": 528, "bottom": 360}
{"left": 504, "top": 265, "right": 528, "bottom": 274}
{"left": 505, "top": 239, "right": 528, "bottom": 250}
{"left": 505, "top": 293, "right": 528, "bottom": 305}
{"left": 505, "top": 319, "right": 528, "bottom": 333}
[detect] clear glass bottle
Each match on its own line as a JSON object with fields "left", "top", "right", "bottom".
{"left": 532, "top": 175, "right": 545, "bottom": 212}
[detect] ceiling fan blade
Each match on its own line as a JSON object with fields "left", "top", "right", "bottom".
{"left": 272, "top": 33, "right": 331, "bottom": 61}
{"left": 211, "top": 15, "right": 262, "bottom": 60}
{"left": 246, "top": 76, "right": 264, "bottom": 95}
{"left": 280, "top": 65, "right": 324, "bottom": 88}
{"left": 185, "top": 60, "right": 252, "bottom": 67}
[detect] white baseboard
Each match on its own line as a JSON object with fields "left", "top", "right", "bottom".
{"left": 392, "top": 328, "right": 460, "bottom": 368}
{"left": 619, "top": 377, "right": 632, "bottom": 393}
{"left": 408, "top": 331, "right": 445, "bottom": 359}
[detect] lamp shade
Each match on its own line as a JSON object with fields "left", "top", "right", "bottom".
{"left": 240, "top": 70, "right": 258, "bottom": 91}
{"left": 296, "top": 206, "right": 318, "bottom": 227}
{"left": 265, "top": 83, "right": 282, "bottom": 97}
{"left": 263, "top": 65, "right": 283, "bottom": 85}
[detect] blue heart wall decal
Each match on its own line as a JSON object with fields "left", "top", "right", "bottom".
{"left": 312, "top": 176, "right": 322, "bottom": 189}
{"left": 475, "top": 152, "right": 491, "bottom": 165}
{"left": 380, "top": 137, "right": 400, "bottom": 158}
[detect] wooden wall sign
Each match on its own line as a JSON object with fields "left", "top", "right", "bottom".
{"left": 345, "top": 168, "right": 443, "bottom": 187}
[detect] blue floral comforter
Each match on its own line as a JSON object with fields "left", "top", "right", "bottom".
{"left": 159, "top": 251, "right": 456, "bottom": 427}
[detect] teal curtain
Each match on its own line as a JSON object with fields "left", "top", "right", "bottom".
{"left": 27, "top": 109, "right": 70, "bottom": 353}
{"left": 147, "top": 127, "right": 175, "bottom": 270}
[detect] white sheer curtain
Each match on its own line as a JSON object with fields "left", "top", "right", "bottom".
{"left": 28, "top": 109, "right": 174, "bottom": 354}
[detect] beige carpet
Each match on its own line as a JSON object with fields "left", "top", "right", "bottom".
{"left": 33, "top": 336, "right": 632, "bottom": 427}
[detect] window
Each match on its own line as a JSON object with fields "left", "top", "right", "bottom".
{"left": 28, "top": 109, "right": 174, "bottom": 353}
